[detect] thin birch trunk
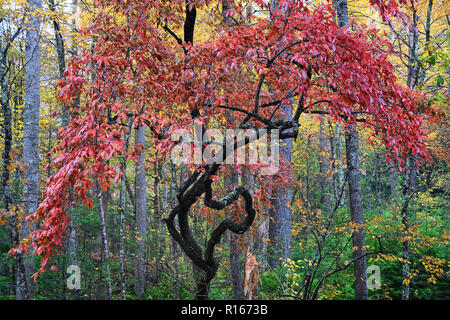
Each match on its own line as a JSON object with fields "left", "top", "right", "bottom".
{"left": 96, "top": 183, "right": 112, "bottom": 299}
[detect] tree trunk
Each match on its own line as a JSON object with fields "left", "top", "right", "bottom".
{"left": 267, "top": 0, "right": 293, "bottom": 268}
{"left": 334, "top": 0, "right": 368, "bottom": 300}
{"left": 401, "top": 158, "right": 417, "bottom": 300}
{"left": 345, "top": 125, "right": 368, "bottom": 300}
{"left": 18, "top": 0, "right": 43, "bottom": 300}
{"left": 400, "top": 5, "right": 421, "bottom": 299}
{"left": 48, "top": 0, "right": 69, "bottom": 127}
{"left": 268, "top": 102, "right": 293, "bottom": 268}
{"left": 1, "top": 46, "right": 12, "bottom": 211}
{"left": 135, "top": 126, "right": 147, "bottom": 298}
{"left": 96, "top": 184, "right": 112, "bottom": 299}
{"left": 319, "top": 118, "right": 332, "bottom": 210}
{"left": 407, "top": 8, "right": 419, "bottom": 90}
{"left": 227, "top": 171, "right": 244, "bottom": 300}
{"left": 170, "top": 164, "right": 179, "bottom": 299}
{"left": 418, "top": 0, "right": 433, "bottom": 86}
{"left": 118, "top": 129, "right": 132, "bottom": 300}
{"left": 153, "top": 162, "right": 165, "bottom": 282}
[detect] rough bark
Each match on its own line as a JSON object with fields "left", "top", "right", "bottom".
{"left": 344, "top": 125, "right": 368, "bottom": 300}
{"left": 401, "top": 4, "right": 421, "bottom": 298}
{"left": 18, "top": 0, "right": 43, "bottom": 300}
{"left": 267, "top": 0, "right": 293, "bottom": 269}
{"left": 268, "top": 102, "right": 293, "bottom": 268}
{"left": 153, "top": 162, "right": 165, "bottom": 282}
{"left": 134, "top": 126, "right": 147, "bottom": 298}
{"left": 334, "top": 0, "right": 368, "bottom": 300}
{"left": 48, "top": 0, "right": 69, "bottom": 126}
{"left": 407, "top": 8, "right": 419, "bottom": 89}
{"left": 227, "top": 171, "right": 244, "bottom": 300}
{"left": 170, "top": 164, "right": 179, "bottom": 299}
{"left": 418, "top": 0, "right": 433, "bottom": 86}
{"left": 1, "top": 43, "right": 13, "bottom": 211}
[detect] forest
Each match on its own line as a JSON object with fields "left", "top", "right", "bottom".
{"left": 0, "top": 0, "right": 448, "bottom": 301}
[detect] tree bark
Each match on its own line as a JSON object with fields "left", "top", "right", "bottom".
{"left": 267, "top": 0, "right": 293, "bottom": 269}
{"left": 401, "top": 4, "right": 421, "bottom": 298}
{"left": 95, "top": 183, "right": 112, "bottom": 299}
{"left": 227, "top": 171, "right": 244, "bottom": 300}
{"left": 48, "top": 0, "right": 69, "bottom": 126}
{"left": 170, "top": 164, "right": 179, "bottom": 299}
{"left": 319, "top": 118, "right": 332, "bottom": 210}
{"left": 135, "top": 126, "right": 147, "bottom": 298}
{"left": 345, "top": 125, "right": 368, "bottom": 300}
{"left": 407, "top": 7, "right": 419, "bottom": 90}
{"left": 1, "top": 44, "right": 13, "bottom": 211}
{"left": 118, "top": 128, "right": 132, "bottom": 300}
{"left": 333, "top": 0, "right": 368, "bottom": 300}
{"left": 153, "top": 161, "right": 165, "bottom": 282}
{"left": 18, "top": 0, "right": 43, "bottom": 300}
{"left": 268, "top": 102, "right": 293, "bottom": 268}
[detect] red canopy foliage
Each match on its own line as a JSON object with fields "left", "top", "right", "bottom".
{"left": 9, "top": 0, "right": 430, "bottom": 278}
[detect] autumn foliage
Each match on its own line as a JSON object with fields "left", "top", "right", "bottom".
{"left": 8, "top": 0, "right": 431, "bottom": 281}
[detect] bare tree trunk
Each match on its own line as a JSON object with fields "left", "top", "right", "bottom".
{"left": 227, "top": 171, "right": 244, "bottom": 300}
{"left": 345, "top": 126, "right": 368, "bottom": 300}
{"left": 135, "top": 126, "right": 147, "bottom": 298}
{"left": 400, "top": 5, "right": 421, "bottom": 299}
{"left": 119, "top": 174, "right": 127, "bottom": 300}
{"left": 48, "top": 0, "right": 69, "bottom": 127}
{"left": 153, "top": 162, "right": 165, "bottom": 282}
{"left": 418, "top": 0, "right": 433, "bottom": 86}
{"left": 268, "top": 0, "right": 292, "bottom": 268}
{"left": 401, "top": 158, "right": 417, "bottom": 300}
{"left": 169, "top": 164, "right": 179, "bottom": 299}
{"left": 65, "top": 0, "right": 80, "bottom": 280}
{"left": 118, "top": 129, "right": 132, "bottom": 300}
{"left": 1, "top": 45, "right": 13, "bottom": 211}
{"left": 333, "top": 0, "right": 368, "bottom": 300}
{"left": 18, "top": 0, "right": 43, "bottom": 300}
{"left": 268, "top": 102, "right": 293, "bottom": 267}
{"left": 319, "top": 118, "right": 331, "bottom": 210}
{"left": 95, "top": 183, "right": 112, "bottom": 299}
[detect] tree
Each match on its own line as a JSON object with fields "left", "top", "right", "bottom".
{"left": 134, "top": 125, "right": 147, "bottom": 298}
{"left": 334, "top": 0, "right": 368, "bottom": 300}
{"left": 16, "top": 0, "right": 42, "bottom": 300}
{"left": 268, "top": 0, "right": 293, "bottom": 270}
{"left": 11, "top": 0, "right": 430, "bottom": 301}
